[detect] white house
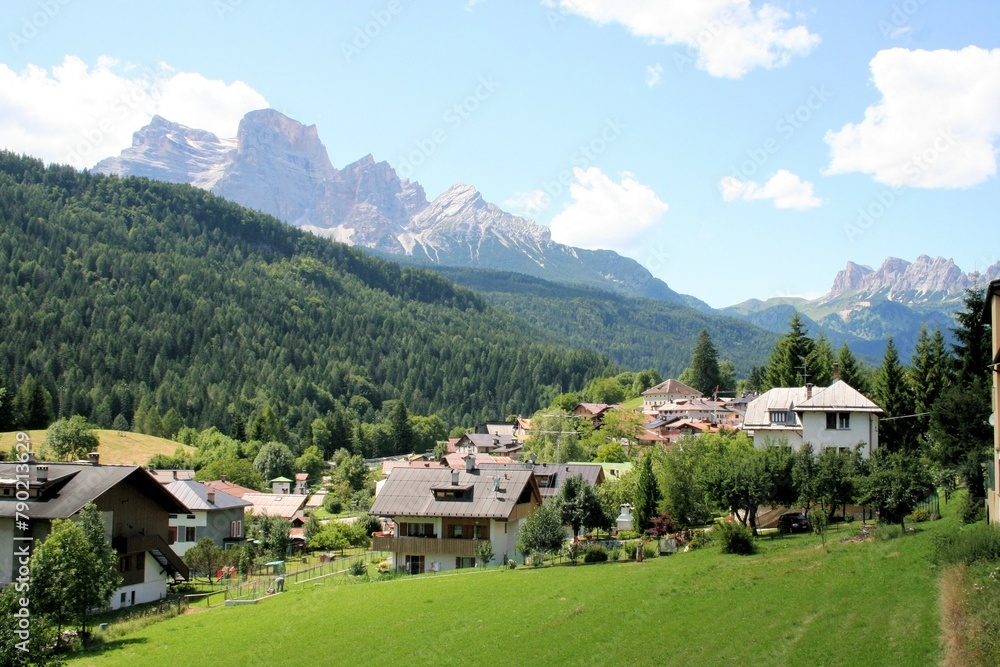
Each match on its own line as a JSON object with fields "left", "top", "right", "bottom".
{"left": 983, "top": 278, "right": 1000, "bottom": 524}
{"left": 369, "top": 457, "right": 542, "bottom": 573}
{"left": 743, "top": 380, "right": 882, "bottom": 457}
{"left": 165, "top": 480, "right": 250, "bottom": 556}
{"left": 641, "top": 378, "right": 701, "bottom": 411}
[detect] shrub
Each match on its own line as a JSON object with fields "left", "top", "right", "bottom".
{"left": 607, "top": 546, "right": 623, "bottom": 562}
{"left": 348, "top": 559, "right": 367, "bottom": 577}
{"left": 932, "top": 523, "right": 1000, "bottom": 566}
{"left": 716, "top": 520, "right": 756, "bottom": 555}
{"left": 583, "top": 544, "right": 608, "bottom": 563}
{"left": 647, "top": 512, "right": 676, "bottom": 538}
{"left": 687, "top": 529, "right": 713, "bottom": 550}
{"left": 377, "top": 560, "right": 391, "bottom": 574}
{"left": 565, "top": 541, "right": 582, "bottom": 563}
{"left": 323, "top": 495, "right": 343, "bottom": 515}
{"left": 873, "top": 524, "right": 903, "bottom": 541}
{"left": 910, "top": 508, "right": 931, "bottom": 523}
{"left": 642, "top": 542, "right": 658, "bottom": 559}
{"left": 959, "top": 493, "right": 987, "bottom": 524}
{"left": 506, "top": 559, "right": 516, "bottom": 570}
{"left": 616, "top": 530, "right": 640, "bottom": 540}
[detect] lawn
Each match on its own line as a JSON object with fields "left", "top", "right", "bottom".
{"left": 1, "top": 429, "right": 192, "bottom": 465}
{"left": 68, "top": 514, "right": 950, "bottom": 667}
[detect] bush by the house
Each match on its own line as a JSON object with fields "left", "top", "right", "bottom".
{"left": 716, "top": 520, "right": 755, "bottom": 555}
{"left": 642, "top": 542, "right": 658, "bottom": 559}
{"left": 959, "top": 492, "right": 987, "bottom": 524}
{"left": 687, "top": 529, "right": 713, "bottom": 550}
{"left": 910, "top": 508, "right": 931, "bottom": 523}
{"left": 583, "top": 544, "right": 608, "bottom": 563}
{"left": 932, "top": 522, "right": 1000, "bottom": 566}
{"left": 348, "top": 560, "right": 367, "bottom": 577}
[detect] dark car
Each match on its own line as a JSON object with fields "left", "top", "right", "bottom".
{"left": 777, "top": 512, "right": 811, "bottom": 534}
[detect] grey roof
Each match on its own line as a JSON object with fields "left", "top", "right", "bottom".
{"left": 149, "top": 469, "right": 196, "bottom": 484}
{"left": 165, "top": 480, "right": 250, "bottom": 512}
{"left": 369, "top": 467, "right": 538, "bottom": 519}
{"left": 642, "top": 378, "right": 701, "bottom": 397}
{"left": 242, "top": 492, "right": 308, "bottom": 519}
{"left": 0, "top": 462, "right": 187, "bottom": 520}
{"left": 744, "top": 381, "right": 881, "bottom": 429}
{"left": 458, "top": 433, "right": 518, "bottom": 450}
{"left": 478, "top": 462, "right": 605, "bottom": 498}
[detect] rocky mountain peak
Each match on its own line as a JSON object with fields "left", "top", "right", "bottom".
{"left": 829, "top": 261, "right": 873, "bottom": 296}
{"left": 824, "top": 255, "right": 975, "bottom": 304}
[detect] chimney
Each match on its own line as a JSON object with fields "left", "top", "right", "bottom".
{"left": 87, "top": 452, "right": 100, "bottom": 466}
{"left": 36, "top": 465, "right": 48, "bottom": 483}
{"left": 220, "top": 474, "right": 227, "bottom": 483}
{"left": 451, "top": 469, "right": 459, "bottom": 486}
{"left": 805, "top": 383, "right": 813, "bottom": 399}
{"left": 465, "top": 453, "right": 476, "bottom": 472}
{"left": 207, "top": 489, "right": 216, "bottom": 505}
{"left": 832, "top": 363, "right": 840, "bottom": 383}
{"left": 492, "top": 476, "right": 500, "bottom": 492}
{"left": 172, "top": 470, "right": 178, "bottom": 480}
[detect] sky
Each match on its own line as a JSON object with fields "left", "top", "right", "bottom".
{"left": 1, "top": 0, "right": 998, "bottom": 308}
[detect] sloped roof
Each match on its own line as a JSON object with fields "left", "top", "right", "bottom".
{"left": 148, "top": 469, "right": 195, "bottom": 485}
{"left": 369, "top": 467, "right": 538, "bottom": 519}
{"left": 201, "top": 479, "right": 257, "bottom": 499}
{"left": 797, "top": 380, "right": 883, "bottom": 413}
{"left": 242, "top": 492, "right": 308, "bottom": 519}
{"left": 457, "top": 433, "right": 518, "bottom": 450}
{"left": 0, "top": 463, "right": 187, "bottom": 519}
{"left": 744, "top": 381, "right": 881, "bottom": 429}
{"left": 165, "top": 480, "right": 250, "bottom": 512}
{"left": 642, "top": 379, "right": 702, "bottom": 397}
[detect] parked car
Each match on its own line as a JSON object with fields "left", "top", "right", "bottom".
{"left": 777, "top": 512, "right": 811, "bottom": 534}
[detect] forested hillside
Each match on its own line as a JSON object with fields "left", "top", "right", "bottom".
{"left": 0, "top": 152, "right": 610, "bottom": 440}
{"left": 433, "top": 267, "right": 778, "bottom": 377}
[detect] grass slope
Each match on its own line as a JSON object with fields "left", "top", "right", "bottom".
{"left": 0, "top": 429, "right": 191, "bottom": 466}
{"left": 69, "top": 516, "right": 951, "bottom": 667}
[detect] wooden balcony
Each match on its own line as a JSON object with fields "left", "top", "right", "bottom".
{"left": 372, "top": 535, "right": 478, "bottom": 557}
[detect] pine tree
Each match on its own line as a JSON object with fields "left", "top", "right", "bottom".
{"left": 689, "top": 329, "right": 721, "bottom": 396}
{"left": 14, "top": 375, "right": 54, "bottom": 430}
{"left": 388, "top": 400, "right": 415, "bottom": 455}
{"left": 836, "top": 343, "right": 869, "bottom": 394}
{"left": 0, "top": 374, "right": 13, "bottom": 432}
{"left": 951, "top": 287, "right": 990, "bottom": 387}
{"left": 765, "top": 314, "right": 815, "bottom": 389}
{"left": 809, "top": 334, "right": 835, "bottom": 387}
{"left": 873, "top": 338, "right": 918, "bottom": 453}
{"left": 909, "top": 326, "right": 950, "bottom": 435}
{"left": 633, "top": 451, "right": 662, "bottom": 532}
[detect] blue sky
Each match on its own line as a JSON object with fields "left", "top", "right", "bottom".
{"left": 1, "top": 0, "right": 998, "bottom": 308}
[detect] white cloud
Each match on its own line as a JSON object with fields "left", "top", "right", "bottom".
{"left": 720, "top": 169, "right": 822, "bottom": 210}
{"left": 549, "top": 167, "right": 668, "bottom": 251}
{"left": 546, "top": 0, "right": 819, "bottom": 78}
{"left": 645, "top": 63, "right": 664, "bottom": 87}
{"left": 504, "top": 188, "right": 550, "bottom": 218}
{"left": 0, "top": 55, "right": 268, "bottom": 168}
{"left": 824, "top": 47, "right": 1000, "bottom": 189}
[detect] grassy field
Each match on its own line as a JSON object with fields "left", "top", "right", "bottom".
{"left": 67, "top": 512, "right": 952, "bottom": 667}
{"left": 1, "top": 429, "right": 192, "bottom": 466}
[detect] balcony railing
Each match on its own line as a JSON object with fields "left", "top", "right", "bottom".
{"left": 372, "top": 535, "right": 478, "bottom": 557}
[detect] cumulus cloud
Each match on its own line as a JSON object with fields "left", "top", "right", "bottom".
{"left": 546, "top": 0, "right": 819, "bottom": 78}
{"left": 720, "top": 169, "right": 822, "bottom": 210}
{"left": 824, "top": 47, "right": 1000, "bottom": 188}
{"left": 0, "top": 55, "right": 268, "bottom": 168}
{"left": 549, "top": 167, "right": 668, "bottom": 251}
{"left": 504, "top": 188, "right": 550, "bottom": 219}
{"left": 645, "top": 63, "right": 664, "bottom": 87}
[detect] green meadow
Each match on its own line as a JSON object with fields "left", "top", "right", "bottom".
{"left": 68, "top": 511, "right": 950, "bottom": 667}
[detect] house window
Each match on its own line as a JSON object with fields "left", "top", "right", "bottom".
{"left": 406, "top": 522, "right": 434, "bottom": 537}
{"left": 118, "top": 555, "right": 131, "bottom": 573}
{"left": 185, "top": 526, "right": 196, "bottom": 542}
{"left": 168, "top": 526, "right": 177, "bottom": 545}
{"left": 473, "top": 525, "right": 483, "bottom": 540}
{"left": 134, "top": 552, "right": 144, "bottom": 572}
{"left": 455, "top": 557, "right": 475, "bottom": 569}
{"left": 769, "top": 410, "right": 787, "bottom": 424}
{"left": 452, "top": 525, "right": 462, "bottom": 538}
{"left": 839, "top": 413, "right": 850, "bottom": 429}
{"left": 826, "top": 412, "right": 851, "bottom": 429}
{"left": 230, "top": 520, "right": 242, "bottom": 538}
{"left": 826, "top": 413, "right": 837, "bottom": 430}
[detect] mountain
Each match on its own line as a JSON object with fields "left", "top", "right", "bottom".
{"left": 432, "top": 266, "right": 778, "bottom": 378}
{"left": 95, "top": 110, "right": 705, "bottom": 308}
{"left": 723, "top": 256, "right": 1000, "bottom": 362}
{"left": 0, "top": 151, "right": 612, "bottom": 442}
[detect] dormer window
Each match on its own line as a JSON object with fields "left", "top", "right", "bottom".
{"left": 769, "top": 410, "right": 788, "bottom": 424}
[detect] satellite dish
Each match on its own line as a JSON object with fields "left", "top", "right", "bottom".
{"left": 990, "top": 413, "right": 996, "bottom": 427}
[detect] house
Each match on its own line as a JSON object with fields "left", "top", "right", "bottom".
{"left": 454, "top": 433, "right": 522, "bottom": 457}
{"left": 572, "top": 403, "right": 617, "bottom": 423}
{"left": 983, "top": 278, "right": 1000, "bottom": 524}
{"left": 743, "top": 380, "right": 882, "bottom": 457}
{"left": 513, "top": 417, "right": 532, "bottom": 444}
{"left": 164, "top": 480, "right": 251, "bottom": 555}
{"left": 474, "top": 421, "right": 515, "bottom": 438}
{"left": 641, "top": 379, "right": 702, "bottom": 411}
{"left": 0, "top": 458, "right": 188, "bottom": 610}
{"left": 370, "top": 456, "right": 542, "bottom": 573}
{"left": 655, "top": 398, "right": 734, "bottom": 424}
{"left": 242, "top": 492, "right": 308, "bottom": 525}
{"left": 270, "top": 476, "right": 292, "bottom": 494}
{"left": 294, "top": 472, "right": 309, "bottom": 495}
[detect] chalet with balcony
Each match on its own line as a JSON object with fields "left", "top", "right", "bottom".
{"left": 0, "top": 458, "right": 189, "bottom": 609}
{"left": 164, "top": 480, "right": 250, "bottom": 556}
{"left": 369, "top": 456, "right": 542, "bottom": 573}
